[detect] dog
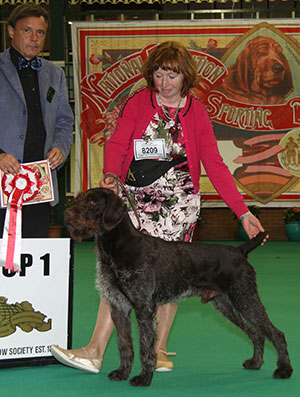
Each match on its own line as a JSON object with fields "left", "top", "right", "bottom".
{"left": 64, "top": 188, "right": 293, "bottom": 387}
{"left": 219, "top": 36, "right": 293, "bottom": 105}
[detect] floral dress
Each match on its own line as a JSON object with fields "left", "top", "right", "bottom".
{"left": 120, "top": 106, "right": 201, "bottom": 243}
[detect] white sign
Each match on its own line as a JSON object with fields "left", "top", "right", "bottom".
{"left": 134, "top": 139, "right": 166, "bottom": 160}
{"left": 0, "top": 238, "right": 72, "bottom": 366}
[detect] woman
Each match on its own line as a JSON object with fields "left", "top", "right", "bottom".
{"left": 51, "top": 41, "right": 266, "bottom": 374}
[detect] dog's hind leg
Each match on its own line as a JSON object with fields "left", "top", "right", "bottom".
{"left": 212, "top": 294, "right": 265, "bottom": 370}
{"left": 108, "top": 304, "right": 134, "bottom": 382}
{"left": 129, "top": 303, "right": 156, "bottom": 387}
{"left": 265, "top": 322, "right": 293, "bottom": 379}
{"left": 214, "top": 282, "right": 293, "bottom": 379}
{"left": 232, "top": 287, "right": 292, "bottom": 379}
{"left": 241, "top": 303, "right": 292, "bottom": 378}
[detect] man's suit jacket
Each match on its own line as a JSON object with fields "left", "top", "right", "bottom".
{"left": 0, "top": 48, "right": 74, "bottom": 206}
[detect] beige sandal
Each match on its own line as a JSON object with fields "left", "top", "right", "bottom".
{"left": 50, "top": 345, "right": 102, "bottom": 374}
{"left": 155, "top": 349, "right": 176, "bottom": 372}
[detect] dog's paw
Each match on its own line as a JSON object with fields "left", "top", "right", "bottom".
{"left": 129, "top": 374, "right": 153, "bottom": 387}
{"left": 273, "top": 365, "right": 293, "bottom": 379}
{"left": 108, "top": 369, "right": 129, "bottom": 381}
{"left": 243, "top": 358, "right": 263, "bottom": 370}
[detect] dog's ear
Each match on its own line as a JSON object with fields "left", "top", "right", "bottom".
{"left": 222, "top": 40, "right": 252, "bottom": 96}
{"left": 235, "top": 41, "right": 252, "bottom": 94}
{"left": 103, "top": 194, "right": 128, "bottom": 231}
{"left": 276, "top": 44, "right": 294, "bottom": 97}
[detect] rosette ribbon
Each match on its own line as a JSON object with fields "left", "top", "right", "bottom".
{"left": 0, "top": 166, "right": 40, "bottom": 272}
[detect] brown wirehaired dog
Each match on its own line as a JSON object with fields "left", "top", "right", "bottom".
{"left": 219, "top": 36, "right": 293, "bottom": 104}
{"left": 64, "top": 188, "right": 293, "bottom": 387}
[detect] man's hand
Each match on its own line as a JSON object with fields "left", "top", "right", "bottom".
{"left": 46, "top": 147, "right": 64, "bottom": 170}
{"left": 0, "top": 153, "right": 21, "bottom": 175}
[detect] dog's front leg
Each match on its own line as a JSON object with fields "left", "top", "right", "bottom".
{"left": 108, "top": 304, "right": 134, "bottom": 382}
{"left": 129, "top": 304, "right": 156, "bottom": 387}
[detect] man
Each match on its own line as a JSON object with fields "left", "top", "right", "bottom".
{"left": 0, "top": 4, "right": 74, "bottom": 237}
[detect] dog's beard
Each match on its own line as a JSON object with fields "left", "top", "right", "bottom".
{"left": 66, "top": 222, "right": 98, "bottom": 242}
{"left": 64, "top": 207, "right": 98, "bottom": 241}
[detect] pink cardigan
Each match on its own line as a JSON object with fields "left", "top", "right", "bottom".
{"left": 103, "top": 87, "right": 248, "bottom": 218}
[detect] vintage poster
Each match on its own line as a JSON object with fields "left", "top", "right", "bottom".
{"left": 71, "top": 20, "right": 300, "bottom": 206}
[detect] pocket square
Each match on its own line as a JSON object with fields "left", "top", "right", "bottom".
{"left": 47, "top": 87, "right": 55, "bottom": 103}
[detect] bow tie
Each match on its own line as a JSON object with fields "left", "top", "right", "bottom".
{"left": 18, "top": 57, "right": 42, "bottom": 71}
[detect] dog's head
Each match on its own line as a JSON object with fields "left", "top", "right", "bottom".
{"left": 235, "top": 36, "right": 293, "bottom": 100}
{"left": 64, "top": 188, "right": 128, "bottom": 241}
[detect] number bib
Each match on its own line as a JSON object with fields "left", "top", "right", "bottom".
{"left": 134, "top": 139, "right": 166, "bottom": 160}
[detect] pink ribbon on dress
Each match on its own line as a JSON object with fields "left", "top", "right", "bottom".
{"left": 0, "top": 166, "right": 40, "bottom": 272}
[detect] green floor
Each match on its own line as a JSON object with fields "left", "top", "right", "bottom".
{"left": 2, "top": 241, "right": 300, "bottom": 396}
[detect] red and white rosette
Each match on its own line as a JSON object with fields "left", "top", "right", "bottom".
{"left": 0, "top": 166, "right": 40, "bottom": 272}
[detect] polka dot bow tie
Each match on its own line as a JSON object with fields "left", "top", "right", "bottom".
{"left": 18, "top": 57, "right": 42, "bottom": 71}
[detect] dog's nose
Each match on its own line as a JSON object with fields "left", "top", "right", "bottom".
{"left": 272, "top": 63, "right": 284, "bottom": 74}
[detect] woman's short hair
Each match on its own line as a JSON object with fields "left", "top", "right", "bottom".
{"left": 142, "top": 41, "right": 198, "bottom": 97}
{"left": 8, "top": 4, "right": 49, "bottom": 29}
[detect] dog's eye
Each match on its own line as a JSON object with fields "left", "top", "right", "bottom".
{"left": 257, "top": 48, "right": 268, "bottom": 58}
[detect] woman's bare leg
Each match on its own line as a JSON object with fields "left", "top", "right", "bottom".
{"left": 155, "top": 302, "right": 178, "bottom": 370}
{"left": 68, "top": 296, "right": 114, "bottom": 359}
{"left": 155, "top": 302, "right": 178, "bottom": 352}
{"left": 53, "top": 298, "right": 178, "bottom": 374}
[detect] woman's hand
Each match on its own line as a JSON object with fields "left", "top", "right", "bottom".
{"left": 99, "top": 174, "right": 117, "bottom": 191}
{"left": 242, "top": 214, "right": 269, "bottom": 244}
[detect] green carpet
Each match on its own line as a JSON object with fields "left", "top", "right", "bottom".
{"left": 2, "top": 241, "right": 299, "bottom": 396}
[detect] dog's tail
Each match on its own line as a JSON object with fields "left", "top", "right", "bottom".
{"left": 238, "top": 231, "right": 268, "bottom": 257}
